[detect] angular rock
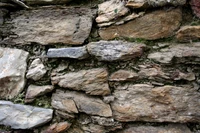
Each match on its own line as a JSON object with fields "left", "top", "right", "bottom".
{"left": 47, "top": 46, "right": 89, "bottom": 60}
{"left": 109, "top": 70, "right": 139, "bottom": 81}
{"left": 99, "top": 8, "right": 182, "bottom": 40}
{"left": 103, "top": 95, "right": 115, "bottom": 104}
{"left": 25, "top": 85, "right": 54, "bottom": 103}
{"left": 4, "top": 7, "right": 96, "bottom": 45}
{"left": 111, "top": 84, "right": 200, "bottom": 122}
{"left": 0, "top": 100, "right": 53, "bottom": 129}
{"left": 117, "top": 124, "right": 191, "bottom": 133}
{"left": 24, "top": 0, "right": 71, "bottom": 5}
{"left": 52, "top": 89, "right": 112, "bottom": 117}
{"left": 176, "top": 26, "right": 200, "bottom": 42}
{"left": 51, "top": 68, "right": 110, "bottom": 96}
{"left": 190, "top": 0, "right": 200, "bottom": 18}
{"left": 91, "top": 116, "right": 121, "bottom": 127}
{"left": 26, "top": 58, "right": 47, "bottom": 81}
{"left": 42, "top": 122, "right": 71, "bottom": 133}
{"left": 82, "top": 124, "right": 106, "bottom": 133}
{"left": 171, "top": 70, "right": 195, "bottom": 81}
{"left": 55, "top": 110, "right": 75, "bottom": 119}
{"left": 87, "top": 41, "right": 146, "bottom": 61}
{"left": 148, "top": 43, "right": 200, "bottom": 64}
{"left": 0, "top": 47, "right": 29, "bottom": 99}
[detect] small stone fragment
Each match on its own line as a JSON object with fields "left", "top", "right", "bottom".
{"left": 87, "top": 41, "right": 146, "bottom": 61}
{"left": 170, "top": 70, "right": 195, "bottom": 81}
{"left": 82, "top": 124, "right": 106, "bottom": 133}
{"left": 109, "top": 70, "right": 139, "bottom": 81}
{"left": 190, "top": 0, "right": 200, "bottom": 18}
{"left": 0, "top": 100, "right": 53, "bottom": 129}
{"left": 26, "top": 58, "right": 47, "bottom": 81}
{"left": 25, "top": 85, "right": 54, "bottom": 103}
{"left": 42, "top": 122, "right": 71, "bottom": 133}
{"left": 55, "top": 110, "right": 75, "bottom": 119}
{"left": 103, "top": 95, "right": 115, "bottom": 104}
{"left": 24, "top": 0, "right": 71, "bottom": 5}
{"left": 47, "top": 46, "right": 89, "bottom": 59}
{"left": 91, "top": 116, "right": 121, "bottom": 127}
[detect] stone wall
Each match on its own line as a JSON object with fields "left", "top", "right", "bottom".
{"left": 0, "top": 0, "right": 200, "bottom": 132}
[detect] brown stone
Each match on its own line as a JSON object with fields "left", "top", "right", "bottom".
{"left": 99, "top": 8, "right": 182, "bottom": 40}
{"left": 24, "top": 0, "right": 71, "bottom": 5}
{"left": 109, "top": 70, "right": 139, "bottom": 81}
{"left": 42, "top": 122, "right": 71, "bottom": 133}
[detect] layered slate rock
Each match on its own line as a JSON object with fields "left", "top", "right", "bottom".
{"left": 0, "top": 100, "right": 53, "bottom": 129}
{"left": 26, "top": 58, "right": 47, "bottom": 81}
{"left": 148, "top": 43, "right": 200, "bottom": 64}
{"left": 42, "top": 122, "right": 71, "bottom": 133}
{"left": 117, "top": 124, "right": 191, "bottom": 133}
{"left": 47, "top": 46, "right": 89, "bottom": 60}
{"left": 51, "top": 68, "right": 110, "bottom": 96}
{"left": 4, "top": 7, "right": 96, "bottom": 45}
{"left": 87, "top": 41, "right": 146, "bottom": 61}
{"left": 0, "top": 47, "right": 29, "bottom": 99}
{"left": 24, "top": 0, "right": 71, "bottom": 5}
{"left": 190, "top": 0, "right": 200, "bottom": 18}
{"left": 109, "top": 70, "right": 139, "bottom": 81}
{"left": 111, "top": 84, "right": 200, "bottom": 122}
{"left": 52, "top": 89, "right": 112, "bottom": 117}
{"left": 176, "top": 26, "right": 200, "bottom": 42}
{"left": 99, "top": 8, "right": 182, "bottom": 40}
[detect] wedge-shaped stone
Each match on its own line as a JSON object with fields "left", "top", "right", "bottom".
{"left": 0, "top": 100, "right": 53, "bottom": 129}
{"left": 52, "top": 90, "right": 112, "bottom": 117}
{"left": 112, "top": 84, "right": 200, "bottom": 122}
{"left": 0, "top": 47, "right": 29, "bottom": 99}
{"left": 87, "top": 41, "right": 146, "bottom": 61}
{"left": 51, "top": 68, "right": 110, "bottom": 96}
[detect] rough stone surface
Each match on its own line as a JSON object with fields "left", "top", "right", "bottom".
{"left": 42, "top": 122, "right": 71, "bottom": 133}
{"left": 25, "top": 85, "right": 54, "bottom": 103}
{"left": 0, "top": 47, "right": 29, "bottom": 99}
{"left": 190, "top": 0, "right": 200, "bottom": 18}
{"left": 4, "top": 7, "right": 96, "bottom": 45}
{"left": 91, "top": 116, "right": 121, "bottom": 127}
{"left": 52, "top": 89, "right": 112, "bottom": 117}
{"left": 176, "top": 26, "right": 200, "bottom": 42}
{"left": 117, "top": 124, "right": 191, "bottom": 133}
{"left": 0, "top": 100, "right": 53, "bottom": 129}
{"left": 26, "top": 58, "right": 47, "bottom": 81}
{"left": 111, "top": 84, "right": 200, "bottom": 122}
{"left": 148, "top": 43, "right": 200, "bottom": 64}
{"left": 109, "top": 70, "right": 139, "bottom": 81}
{"left": 99, "top": 8, "right": 182, "bottom": 40}
{"left": 47, "top": 46, "right": 89, "bottom": 59}
{"left": 87, "top": 41, "right": 146, "bottom": 61}
{"left": 24, "top": 0, "right": 72, "bottom": 5}
{"left": 51, "top": 68, "right": 110, "bottom": 96}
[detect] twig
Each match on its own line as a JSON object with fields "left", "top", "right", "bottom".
{"left": 11, "top": 0, "right": 29, "bottom": 9}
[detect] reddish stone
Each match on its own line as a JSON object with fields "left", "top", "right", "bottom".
{"left": 190, "top": 0, "right": 200, "bottom": 18}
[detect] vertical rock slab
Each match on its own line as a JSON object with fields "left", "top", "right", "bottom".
{"left": 0, "top": 100, "right": 53, "bottom": 129}
{"left": 3, "top": 7, "right": 96, "bottom": 45}
{"left": 0, "top": 47, "right": 29, "bottom": 99}
{"left": 111, "top": 84, "right": 200, "bottom": 122}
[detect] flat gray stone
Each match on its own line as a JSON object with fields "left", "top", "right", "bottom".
{"left": 0, "top": 100, "right": 53, "bottom": 129}
{"left": 47, "top": 46, "right": 89, "bottom": 59}
{"left": 0, "top": 47, "right": 29, "bottom": 99}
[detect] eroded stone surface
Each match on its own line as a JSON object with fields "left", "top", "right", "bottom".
{"left": 99, "top": 8, "right": 182, "bottom": 40}
{"left": 190, "top": 0, "right": 200, "bottom": 18}
{"left": 87, "top": 41, "right": 146, "bottom": 61}
{"left": 0, "top": 47, "right": 29, "bottom": 99}
{"left": 109, "top": 70, "right": 139, "bottom": 81}
{"left": 52, "top": 89, "right": 112, "bottom": 117}
{"left": 42, "top": 122, "right": 71, "bottom": 133}
{"left": 0, "top": 100, "right": 53, "bottom": 129}
{"left": 112, "top": 84, "right": 200, "bottom": 122}
{"left": 51, "top": 68, "right": 110, "bottom": 96}
{"left": 24, "top": 0, "right": 71, "bottom": 5}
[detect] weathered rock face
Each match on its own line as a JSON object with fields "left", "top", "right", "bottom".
{"left": 51, "top": 68, "right": 110, "bottom": 96}
{"left": 111, "top": 84, "right": 200, "bottom": 122}
{"left": 0, "top": 100, "right": 53, "bottom": 129}
{"left": 190, "top": 0, "right": 200, "bottom": 18}
{"left": 0, "top": 47, "right": 29, "bottom": 99}
{"left": 148, "top": 43, "right": 200, "bottom": 64}
{"left": 99, "top": 8, "right": 182, "bottom": 40}
{"left": 42, "top": 122, "right": 71, "bottom": 133}
{"left": 87, "top": 41, "right": 146, "bottom": 61}
{"left": 24, "top": 0, "right": 72, "bottom": 6}
{"left": 47, "top": 46, "right": 89, "bottom": 59}
{"left": 117, "top": 124, "right": 191, "bottom": 133}
{"left": 176, "top": 26, "right": 200, "bottom": 42}
{"left": 52, "top": 89, "right": 112, "bottom": 117}
{"left": 109, "top": 70, "right": 139, "bottom": 81}
{"left": 3, "top": 7, "right": 96, "bottom": 45}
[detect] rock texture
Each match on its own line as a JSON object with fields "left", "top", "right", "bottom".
{"left": 4, "top": 7, "right": 96, "bottom": 45}
{"left": 111, "top": 84, "right": 200, "bottom": 122}
{"left": 42, "top": 122, "right": 71, "bottom": 133}
{"left": 26, "top": 58, "right": 47, "bottom": 81}
{"left": 109, "top": 70, "right": 139, "bottom": 81}
{"left": 87, "top": 41, "right": 146, "bottom": 61}
{"left": 47, "top": 46, "right": 89, "bottom": 59}
{"left": 0, "top": 47, "right": 29, "bottom": 99}
{"left": 52, "top": 89, "right": 112, "bottom": 117}
{"left": 24, "top": 0, "right": 72, "bottom": 6}
{"left": 99, "top": 8, "right": 182, "bottom": 40}
{"left": 0, "top": 100, "right": 53, "bottom": 129}
{"left": 51, "top": 68, "right": 110, "bottom": 96}
{"left": 190, "top": 0, "right": 200, "bottom": 18}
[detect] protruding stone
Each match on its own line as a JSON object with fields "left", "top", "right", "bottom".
{"left": 109, "top": 70, "right": 139, "bottom": 81}
{"left": 91, "top": 116, "right": 121, "bottom": 127}
{"left": 190, "top": 0, "right": 200, "bottom": 18}
{"left": 25, "top": 85, "right": 54, "bottom": 103}
{"left": 112, "top": 84, "right": 200, "bottom": 122}
{"left": 42, "top": 122, "right": 71, "bottom": 133}
{"left": 47, "top": 46, "right": 89, "bottom": 60}
{"left": 99, "top": 8, "right": 182, "bottom": 40}
{"left": 87, "top": 41, "right": 146, "bottom": 61}
{"left": 52, "top": 89, "right": 112, "bottom": 117}
{"left": 26, "top": 58, "right": 47, "bottom": 81}
{"left": 24, "top": 0, "right": 71, "bottom": 6}
{"left": 0, "top": 47, "right": 29, "bottom": 99}
{"left": 51, "top": 68, "right": 110, "bottom": 96}
{"left": 0, "top": 100, "right": 53, "bottom": 129}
